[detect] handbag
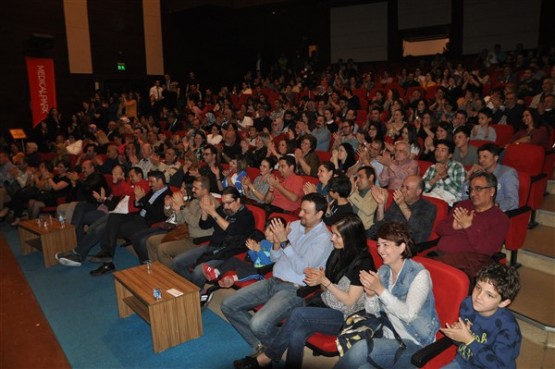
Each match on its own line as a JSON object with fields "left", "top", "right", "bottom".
{"left": 161, "top": 223, "right": 189, "bottom": 243}
{"left": 336, "top": 310, "right": 406, "bottom": 369}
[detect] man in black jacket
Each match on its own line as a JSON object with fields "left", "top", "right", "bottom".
{"left": 172, "top": 187, "right": 254, "bottom": 289}
{"left": 88, "top": 170, "right": 172, "bottom": 275}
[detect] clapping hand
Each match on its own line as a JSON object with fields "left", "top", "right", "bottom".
{"left": 440, "top": 317, "right": 474, "bottom": 344}
{"left": 370, "top": 186, "right": 388, "bottom": 206}
{"left": 359, "top": 270, "right": 384, "bottom": 296}
{"left": 269, "top": 217, "right": 288, "bottom": 244}
{"left": 392, "top": 189, "right": 406, "bottom": 207}
{"left": 452, "top": 207, "right": 474, "bottom": 230}
{"left": 304, "top": 267, "right": 325, "bottom": 286}
{"left": 245, "top": 238, "right": 261, "bottom": 252}
{"left": 303, "top": 181, "right": 317, "bottom": 195}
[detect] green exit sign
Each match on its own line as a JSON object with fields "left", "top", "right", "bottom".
{"left": 117, "top": 62, "right": 126, "bottom": 71}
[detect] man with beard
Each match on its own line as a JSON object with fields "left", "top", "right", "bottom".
{"left": 222, "top": 193, "right": 332, "bottom": 359}
{"left": 172, "top": 187, "right": 254, "bottom": 297}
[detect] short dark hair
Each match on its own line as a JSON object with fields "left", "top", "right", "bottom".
{"left": 328, "top": 175, "right": 352, "bottom": 198}
{"left": 262, "top": 156, "right": 277, "bottom": 169}
{"left": 147, "top": 170, "right": 166, "bottom": 183}
{"left": 478, "top": 107, "right": 493, "bottom": 119}
{"left": 376, "top": 222, "right": 414, "bottom": 259}
{"left": 357, "top": 165, "right": 376, "bottom": 180}
{"left": 469, "top": 170, "right": 498, "bottom": 201}
{"left": 222, "top": 186, "right": 243, "bottom": 204}
{"left": 302, "top": 192, "right": 328, "bottom": 216}
{"left": 454, "top": 125, "right": 471, "bottom": 138}
{"left": 130, "top": 166, "right": 144, "bottom": 178}
{"left": 279, "top": 155, "right": 296, "bottom": 168}
{"left": 435, "top": 139, "right": 455, "bottom": 154}
{"left": 476, "top": 263, "right": 520, "bottom": 302}
{"left": 477, "top": 143, "right": 501, "bottom": 157}
{"left": 203, "top": 144, "right": 218, "bottom": 155}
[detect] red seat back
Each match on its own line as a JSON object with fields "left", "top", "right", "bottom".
{"left": 246, "top": 204, "right": 267, "bottom": 232}
{"left": 422, "top": 196, "right": 449, "bottom": 241}
{"left": 468, "top": 140, "right": 491, "bottom": 148}
{"left": 413, "top": 256, "right": 469, "bottom": 368}
{"left": 492, "top": 124, "right": 514, "bottom": 147}
{"left": 503, "top": 144, "right": 544, "bottom": 176}
{"left": 315, "top": 150, "right": 332, "bottom": 162}
{"left": 418, "top": 160, "right": 433, "bottom": 176}
{"left": 268, "top": 212, "right": 299, "bottom": 226}
{"left": 246, "top": 167, "right": 260, "bottom": 181}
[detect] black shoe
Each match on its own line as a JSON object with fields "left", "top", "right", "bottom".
{"left": 233, "top": 356, "right": 272, "bottom": 369}
{"left": 89, "top": 262, "right": 115, "bottom": 276}
{"left": 200, "top": 292, "right": 214, "bottom": 311}
{"left": 88, "top": 250, "right": 113, "bottom": 263}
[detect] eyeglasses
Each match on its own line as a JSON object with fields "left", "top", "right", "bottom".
{"left": 466, "top": 186, "right": 494, "bottom": 195}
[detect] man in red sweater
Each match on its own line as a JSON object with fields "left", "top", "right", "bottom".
{"left": 434, "top": 171, "right": 509, "bottom": 281}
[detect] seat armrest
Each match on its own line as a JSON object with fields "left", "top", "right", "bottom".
{"left": 530, "top": 173, "right": 546, "bottom": 183}
{"left": 415, "top": 238, "right": 439, "bottom": 254}
{"left": 411, "top": 336, "right": 454, "bottom": 367}
{"left": 505, "top": 205, "right": 532, "bottom": 218}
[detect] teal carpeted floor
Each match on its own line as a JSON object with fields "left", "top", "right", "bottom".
{"left": 2, "top": 222, "right": 250, "bottom": 368}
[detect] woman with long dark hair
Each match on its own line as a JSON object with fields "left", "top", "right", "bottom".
{"left": 233, "top": 214, "right": 375, "bottom": 369}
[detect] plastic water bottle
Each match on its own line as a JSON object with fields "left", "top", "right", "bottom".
{"left": 58, "top": 215, "right": 65, "bottom": 228}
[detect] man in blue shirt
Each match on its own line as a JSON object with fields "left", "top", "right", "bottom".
{"left": 465, "top": 143, "right": 519, "bottom": 211}
{"left": 222, "top": 193, "right": 333, "bottom": 359}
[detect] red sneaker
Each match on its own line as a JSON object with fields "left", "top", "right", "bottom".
{"left": 201, "top": 263, "right": 219, "bottom": 281}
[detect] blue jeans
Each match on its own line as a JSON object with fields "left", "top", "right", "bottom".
{"left": 221, "top": 278, "right": 304, "bottom": 349}
{"left": 72, "top": 201, "right": 105, "bottom": 242}
{"left": 264, "top": 307, "right": 344, "bottom": 369}
{"left": 172, "top": 245, "right": 223, "bottom": 288}
{"left": 333, "top": 337, "right": 421, "bottom": 369}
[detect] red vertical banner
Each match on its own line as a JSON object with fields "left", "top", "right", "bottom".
{"left": 25, "top": 57, "right": 58, "bottom": 127}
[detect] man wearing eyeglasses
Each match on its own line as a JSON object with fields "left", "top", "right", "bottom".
{"left": 434, "top": 171, "right": 509, "bottom": 281}
{"left": 465, "top": 143, "right": 518, "bottom": 211}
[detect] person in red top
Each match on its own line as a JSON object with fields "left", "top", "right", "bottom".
{"left": 264, "top": 155, "right": 305, "bottom": 214}
{"left": 433, "top": 171, "right": 509, "bottom": 283}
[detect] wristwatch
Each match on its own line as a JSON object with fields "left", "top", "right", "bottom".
{"left": 280, "top": 240, "right": 290, "bottom": 249}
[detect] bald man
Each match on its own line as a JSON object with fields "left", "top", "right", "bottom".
{"left": 370, "top": 175, "right": 437, "bottom": 243}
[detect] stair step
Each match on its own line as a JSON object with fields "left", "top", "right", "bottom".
{"left": 537, "top": 209, "right": 555, "bottom": 228}
{"left": 548, "top": 179, "right": 555, "bottom": 195}
{"left": 540, "top": 194, "right": 555, "bottom": 213}
{"left": 510, "top": 267, "right": 555, "bottom": 328}
{"left": 516, "top": 320, "right": 555, "bottom": 368}
{"left": 523, "top": 225, "right": 555, "bottom": 259}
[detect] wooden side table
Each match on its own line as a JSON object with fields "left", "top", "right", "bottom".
{"left": 18, "top": 218, "right": 77, "bottom": 267}
{"left": 113, "top": 262, "right": 202, "bottom": 353}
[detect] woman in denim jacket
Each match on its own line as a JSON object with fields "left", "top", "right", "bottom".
{"left": 334, "top": 222, "right": 440, "bottom": 369}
